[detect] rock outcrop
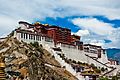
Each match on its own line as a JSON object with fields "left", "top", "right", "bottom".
{"left": 0, "top": 36, "right": 77, "bottom": 80}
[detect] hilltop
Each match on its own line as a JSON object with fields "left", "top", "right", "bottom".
{"left": 0, "top": 35, "right": 77, "bottom": 80}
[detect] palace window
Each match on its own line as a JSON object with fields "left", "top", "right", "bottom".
{"left": 33, "top": 35, "right": 35, "bottom": 40}
{"left": 36, "top": 35, "right": 41, "bottom": 41}
{"left": 21, "top": 33, "right": 23, "bottom": 38}
{"left": 39, "top": 36, "right": 41, "bottom": 41}
{"left": 45, "top": 37, "right": 52, "bottom": 42}
{"left": 29, "top": 34, "right": 31, "bottom": 39}
{"left": 23, "top": 33, "right": 25, "bottom": 39}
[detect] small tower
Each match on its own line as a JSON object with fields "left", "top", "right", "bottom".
{"left": 0, "top": 57, "right": 6, "bottom": 80}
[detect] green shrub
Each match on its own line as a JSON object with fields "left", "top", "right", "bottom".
{"left": 99, "top": 77, "right": 109, "bottom": 80}
{"left": 72, "top": 60, "right": 76, "bottom": 64}
{"left": 30, "top": 42, "right": 43, "bottom": 53}
{"left": 77, "top": 61, "right": 82, "bottom": 65}
{"left": 112, "top": 76, "right": 118, "bottom": 80}
{"left": 30, "top": 42, "right": 39, "bottom": 48}
{"left": 52, "top": 55, "right": 55, "bottom": 58}
{"left": 94, "top": 69, "right": 101, "bottom": 73}
{"left": 63, "top": 77, "right": 68, "bottom": 80}
{"left": 101, "top": 67, "right": 105, "bottom": 72}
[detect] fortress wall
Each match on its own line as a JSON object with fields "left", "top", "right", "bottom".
{"left": 15, "top": 31, "right": 54, "bottom": 47}
{"left": 84, "top": 52, "right": 98, "bottom": 58}
{"left": 60, "top": 46, "right": 109, "bottom": 68}
{"left": 97, "top": 51, "right": 109, "bottom": 64}
{"left": 84, "top": 51, "right": 108, "bottom": 68}
{"left": 61, "top": 46, "right": 88, "bottom": 63}
{"left": 15, "top": 31, "right": 109, "bottom": 68}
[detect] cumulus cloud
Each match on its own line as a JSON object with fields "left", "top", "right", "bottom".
{"left": 80, "top": 35, "right": 107, "bottom": 47}
{"left": 0, "top": 15, "right": 18, "bottom": 37}
{"left": 0, "top": 0, "right": 59, "bottom": 37}
{"left": 0, "top": 0, "right": 120, "bottom": 48}
{"left": 73, "top": 30, "right": 90, "bottom": 36}
{"left": 90, "top": 39, "right": 105, "bottom": 46}
{"left": 105, "top": 28, "right": 120, "bottom": 48}
{"left": 71, "top": 17, "right": 120, "bottom": 48}
{"left": 71, "top": 18, "right": 115, "bottom": 35}
{"left": 0, "top": 14, "right": 29, "bottom": 37}
{"left": 0, "top": 0, "right": 120, "bottom": 24}
{"left": 58, "top": 0, "right": 120, "bottom": 20}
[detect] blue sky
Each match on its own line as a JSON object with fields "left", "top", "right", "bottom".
{"left": 0, "top": 0, "right": 120, "bottom": 48}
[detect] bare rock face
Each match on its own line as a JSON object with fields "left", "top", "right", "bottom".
{"left": 0, "top": 36, "right": 77, "bottom": 80}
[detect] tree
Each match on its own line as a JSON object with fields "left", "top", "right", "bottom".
{"left": 72, "top": 60, "right": 77, "bottom": 64}
{"left": 77, "top": 61, "right": 82, "bottom": 65}
{"left": 30, "top": 42, "right": 39, "bottom": 48}
{"left": 99, "top": 77, "right": 109, "bottom": 80}
{"left": 112, "top": 76, "right": 118, "bottom": 80}
{"left": 91, "top": 63, "right": 96, "bottom": 68}
{"left": 30, "top": 42, "right": 43, "bottom": 53}
{"left": 94, "top": 69, "right": 101, "bottom": 73}
{"left": 101, "top": 67, "right": 105, "bottom": 72}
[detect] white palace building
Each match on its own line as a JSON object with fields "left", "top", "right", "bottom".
{"left": 13, "top": 21, "right": 119, "bottom": 79}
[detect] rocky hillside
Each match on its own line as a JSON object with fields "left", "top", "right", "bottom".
{"left": 0, "top": 36, "right": 77, "bottom": 80}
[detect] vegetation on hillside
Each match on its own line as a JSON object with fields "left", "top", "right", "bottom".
{"left": 0, "top": 37, "right": 77, "bottom": 80}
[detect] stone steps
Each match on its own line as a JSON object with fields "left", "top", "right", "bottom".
{"left": 0, "top": 68, "right": 6, "bottom": 80}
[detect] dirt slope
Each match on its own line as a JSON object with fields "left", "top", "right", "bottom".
{"left": 0, "top": 36, "right": 77, "bottom": 80}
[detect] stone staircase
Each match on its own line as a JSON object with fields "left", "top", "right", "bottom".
{"left": 85, "top": 54, "right": 118, "bottom": 77}
{"left": 0, "top": 67, "right": 6, "bottom": 80}
{"left": 85, "top": 54, "right": 111, "bottom": 68}
{"left": 102, "top": 67, "right": 116, "bottom": 76}
{"left": 44, "top": 46, "right": 85, "bottom": 80}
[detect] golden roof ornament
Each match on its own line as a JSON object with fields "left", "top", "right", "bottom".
{"left": 44, "top": 24, "right": 49, "bottom": 26}
{"left": 34, "top": 22, "right": 41, "bottom": 26}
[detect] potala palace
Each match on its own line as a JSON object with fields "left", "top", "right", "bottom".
{"left": 13, "top": 21, "right": 120, "bottom": 80}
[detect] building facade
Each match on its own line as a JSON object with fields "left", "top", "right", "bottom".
{"left": 83, "top": 44, "right": 103, "bottom": 58}
{"left": 14, "top": 21, "right": 113, "bottom": 69}
{"left": 15, "top": 21, "right": 83, "bottom": 49}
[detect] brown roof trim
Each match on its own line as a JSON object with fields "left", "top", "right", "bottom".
{"left": 84, "top": 44, "right": 101, "bottom": 48}
{"left": 19, "top": 21, "right": 33, "bottom": 26}
{"left": 57, "top": 41, "right": 76, "bottom": 46}
{"left": 19, "top": 21, "right": 71, "bottom": 31}
{"left": 49, "top": 25, "right": 71, "bottom": 31}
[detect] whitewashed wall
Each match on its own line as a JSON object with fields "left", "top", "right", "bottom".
{"left": 61, "top": 46, "right": 88, "bottom": 63}
{"left": 14, "top": 31, "right": 54, "bottom": 49}
{"left": 56, "top": 43, "right": 109, "bottom": 68}
{"left": 14, "top": 31, "right": 110, "bottom": 69}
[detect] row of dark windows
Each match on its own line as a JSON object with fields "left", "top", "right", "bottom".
{"left": 45, "top": 37, "right": 52, "bottom": 42}
{"left": 21, "top": 33, "right": 41, "bottom": 41}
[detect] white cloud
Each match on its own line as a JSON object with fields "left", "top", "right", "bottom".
{"left": 73, "top": 30, "right": 90, "bottom": 36}
{"left": 72, "top": 18, "right": 115, "bottom": 35}
{"left": 80, "top": 35, "right": 107, "bottom": 47}
{"left": 105, "top": 28, "right": 120, "bottom": 48}
{"left": 71, "top": 17, "right": 120, "bottom": 48}
{"left": 0, "top": 0, "right": 63, "bottom": 37}
{"left": 78, "top": 28, "right": 120, "bottom": 48}
{"left": 0, "top": 15, "right": 18, "bottom": 37}
{"left": 0, "top": 0, "right": 120, "bottom": 28}
{"left": 0, "top": 0, "right": 120, "bottom": 48}
{"left": 58, "top": 0, "right": 120, "bottom": 20}
{"left": 89, "top": 39, "right": 105, "bottom": 46}
{"left": 0, "top": 0, "right": 120, "bottom": 22}
{"left": 0, "top": 14, "right": 30, "bottom": 37}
